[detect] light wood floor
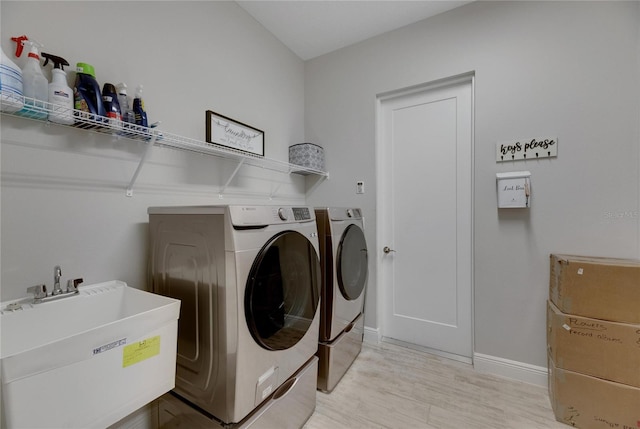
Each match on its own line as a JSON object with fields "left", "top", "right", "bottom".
{"left": 304, "top": 341, "right": 567, "bottom": 429}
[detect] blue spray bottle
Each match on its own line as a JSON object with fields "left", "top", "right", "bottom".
{"left": 132, "top": 84, "right": 148, "bottom": 128}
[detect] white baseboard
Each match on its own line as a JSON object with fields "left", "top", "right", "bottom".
{"left": 363, "top": 325, "right": 380, "bottom": 345}
{"left": 363, "top": 326, "right": 548, "bottom": 387}
{"left": 473, "top": 353, "right": 548, "bottom": 387}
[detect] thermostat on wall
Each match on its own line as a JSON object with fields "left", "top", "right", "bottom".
{"left": 496, "top": 171, "right": 531, "bottom": 208}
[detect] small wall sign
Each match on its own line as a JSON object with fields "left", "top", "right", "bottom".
{"left": 206, "top": 110, "right": 264, "bottom": 157}
{"left": 496, "top": 137, "right": 557, "bottom": 162}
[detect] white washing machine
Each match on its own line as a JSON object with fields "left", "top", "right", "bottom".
{"left": 148, "top": 205, "right": 321, "bottom": 427}
{"left": 314, "top": 207, "right": 368, "bottom": 392}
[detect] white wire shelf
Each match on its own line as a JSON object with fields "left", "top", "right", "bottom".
{"left": 1, "top": 92, "right": 328, "bottom": 197}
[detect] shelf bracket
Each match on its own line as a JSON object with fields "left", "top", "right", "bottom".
{"left": 126, "top": 133, "right": 158, "bottom": 197}
{"left": 218, "top": 158, "right": 245, "bottom": 199}
{"left": 306, "top": 173, "right": 329, "bottom": 196}
{"left": 269, "top": 182, "right": 283, "bottom": 200}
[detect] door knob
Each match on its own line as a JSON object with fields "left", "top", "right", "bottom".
{"left": 383, "top": 246, "right": 396, "bottom": 254}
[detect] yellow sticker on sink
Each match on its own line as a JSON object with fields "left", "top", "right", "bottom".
{"left": 122, "top": 336, "right": 160, "bottom": 368}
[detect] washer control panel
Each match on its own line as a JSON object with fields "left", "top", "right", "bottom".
{"left": 230, "top": 205, "right": 314, "bottom": 226}
{"left": 269, "top": 206, "right": 313, "bottom": 224}
{"left": 328, "top": 207, "right": 363, "bottom": 221}
{"left": 292, "top": 207, "right": 311, "bottom": 221}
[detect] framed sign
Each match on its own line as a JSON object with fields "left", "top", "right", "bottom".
{"left": 496, "top": 137, "right": 557, "bottom": 162}
{"left": 206, "top": 110, "right": 264, "bottom": 156}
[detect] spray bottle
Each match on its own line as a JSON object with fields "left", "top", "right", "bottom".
{"left": 14, "top": 37, "right": 48, "bottom": 119}
{"left": 42, "top": 53, "right": 73, "bottom": 125}
{"left": 133, "top": 84, "right": 148, "bottom": 128}
{"left": 0, "top": 45, "right": 24, "bottom": 113}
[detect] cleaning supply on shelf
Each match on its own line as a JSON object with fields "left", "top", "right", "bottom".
{"left": 133, "top": 84, "right": 148, "bottom": 128}
{"left": 41, "top": 52, "right": 73, "bottom": 125}
{"left": 10, "top": 35, "right": 29, "bottom": 59}
{"left": 15, "top": 38, "right": 48, "bottom": 119}
{"left": 116, "top": 82, "right": 136, "bottom": 137}
{"left": 116, "top": 83, "right": 135, "bottom": 124}
{"left": 73, "top": 62, "right": 105, "bottom": 128}
{"left": 0, "top": 45, "right": 24, "bottom": 113}
{"left": 101, "top": 83, "right": 121, "bottom": 130}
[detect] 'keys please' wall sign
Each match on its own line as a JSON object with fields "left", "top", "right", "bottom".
{"left": 496, "top": 137, "right": 558, "bottom": 162}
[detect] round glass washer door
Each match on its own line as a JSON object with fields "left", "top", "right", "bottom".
{"left": 337, "top": 224, "right": 368, "bottom": 301}
{"left": 245, "top": 230, "right": 321, "bottom": 351}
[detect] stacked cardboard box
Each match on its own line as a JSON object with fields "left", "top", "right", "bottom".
{"left": 547, "top": 254, "right": 640, "bottom": 429}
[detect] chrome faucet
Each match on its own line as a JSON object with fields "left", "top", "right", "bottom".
{"left": 53, "top": 265, "right": 63, "bottom": 295}
{"left": 26, "top": 265, "right": 83, "bottom": 304}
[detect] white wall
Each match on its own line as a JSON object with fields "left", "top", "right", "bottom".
{"left": 305, "top": 1, "right": 640, "bottom": 368}
{"left": 1, "top": 1, "right": 307, "bottom": 301}
{"left": 2, "top": 0, "right": 639, "bottom": 378}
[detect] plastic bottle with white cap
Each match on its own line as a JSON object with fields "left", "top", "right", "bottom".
{"left": 0, "top": 45, "right": 24, "bottom": 113}
{"left": 18, "top": 38, "right": 48, "bottom": 119}
{"left": 42, "top": 52, "right": 74, "bottom": 125}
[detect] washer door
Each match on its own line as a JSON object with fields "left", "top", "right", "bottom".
{"left": 245, "top": 230, "right": 321, "bottom": 350}
{"left": 337, "top": 224, "right": 368, "bottom": 301}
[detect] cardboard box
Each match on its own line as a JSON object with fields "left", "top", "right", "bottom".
{"left": 547, "top": 300, "right": 640, "bottom": 388}
{"left": 549, "top": 254, "right": 640, "bottom": 324}
{"left": 548, "top": 357, "right": 640, "bottom": 429}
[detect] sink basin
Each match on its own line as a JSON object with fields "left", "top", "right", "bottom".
{"left": 1, "top": 280, "right": 180, "bottom": 429}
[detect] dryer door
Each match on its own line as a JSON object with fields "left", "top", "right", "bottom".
{"left": 245, "top": 231, "right": 321, "bottom": 351}
{"left": 337, "top": 224, "right": 368, "bottom": 301}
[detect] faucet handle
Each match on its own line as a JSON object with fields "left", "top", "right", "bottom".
{"left": 66, "top": 278, "right": 84, "bottom": 293}
{"left": 27, "top": 284, "right": 47, "bottom": 301}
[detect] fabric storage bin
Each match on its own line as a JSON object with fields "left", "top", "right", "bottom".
{"left": 289, "top": 143, "right": 325, "bottom": 173}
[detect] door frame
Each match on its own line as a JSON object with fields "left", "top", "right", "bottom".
{"left": 374, "top": 72, "right": 476, "bottom": 360}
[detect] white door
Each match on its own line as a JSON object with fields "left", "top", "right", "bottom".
{"left": 376, "top": 75, "right": 473, "bottom": 361}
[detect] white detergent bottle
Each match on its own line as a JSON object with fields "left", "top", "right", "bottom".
{"left": 42, "top": 52, "right": 74, "bottom": 125}
{"left": 19, "top": 39, "right": 48, "bottom": 119}
{"left": 0, "top": 46, "right": 24, "bottom": 112}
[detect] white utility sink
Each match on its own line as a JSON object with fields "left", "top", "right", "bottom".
{"left": 0, "top": 280, "right": 180, "bottom": 429}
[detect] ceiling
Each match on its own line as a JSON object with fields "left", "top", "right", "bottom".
{"left": 235, "top": 1, "right": 473, "bottom": 60}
